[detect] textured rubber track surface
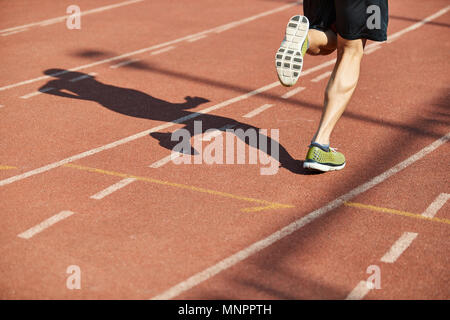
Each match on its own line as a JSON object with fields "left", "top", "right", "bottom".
{"left": 0, "top": 0, "right": 449, "bottom": 300}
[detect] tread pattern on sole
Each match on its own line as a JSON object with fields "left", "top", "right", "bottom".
{"left": 275, "top": 15, "right": 309, "bottom": 87}
{"left": 303, "top": 161, "right": 346, "bottom": 172}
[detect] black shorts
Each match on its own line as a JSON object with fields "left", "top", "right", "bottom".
{"left": 303, "top": 0, "right": 388, "bottom": 42}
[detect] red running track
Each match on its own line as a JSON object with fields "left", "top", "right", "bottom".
{"left": 0, "top": 0, "right": 449, "bottom": 299}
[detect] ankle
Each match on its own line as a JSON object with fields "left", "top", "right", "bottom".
{"left": 311, "top": 136, "right": 330, "bottom": 146}
{"left": 310, "top": 141, "right": 330, "bottom": 151}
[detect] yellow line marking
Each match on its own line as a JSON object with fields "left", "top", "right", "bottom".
{"left": 345, "top": 202, "right": 450, "bottom": 225}
{"left": 241, "top": 204, "right": 292, "bottom": 213}
{"left": 63, "top": 163, "right": 294, "bottom": 212}
{"left": 0, "top": 165, "right": 17, "bottom": 170}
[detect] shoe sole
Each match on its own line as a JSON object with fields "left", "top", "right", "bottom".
{"left": 275, "top": 15, "right": 309, "bottom": 87}
{"left": 303, "top": 161, "right": 346, "bottom": 172}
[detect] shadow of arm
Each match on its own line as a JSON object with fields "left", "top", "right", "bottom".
{"left": 38, "top": 80, "right": 88, "bottom": 100}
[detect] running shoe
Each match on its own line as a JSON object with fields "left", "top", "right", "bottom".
{"left": 303, "top": 142, "right": 346, "bottom": 172}
{"left": 275, "top": 15, "right": 309, "bottom": 87}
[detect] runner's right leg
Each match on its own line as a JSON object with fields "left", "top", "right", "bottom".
{"left": 307, "top": 28, "right": 337, "bottom": 56}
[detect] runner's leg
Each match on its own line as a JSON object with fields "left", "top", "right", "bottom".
{"left": 311, "top": 35, "right": 366, "bottom": 145}
{"left": 307, "top": 28, "right": 337, "bottom": 56}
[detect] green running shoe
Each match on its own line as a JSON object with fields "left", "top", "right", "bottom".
{"left": 275, "top": 15, "right": 309, "bottom": 87}
{"left": 303, "top": 143, "right": 346, "bottom": 172}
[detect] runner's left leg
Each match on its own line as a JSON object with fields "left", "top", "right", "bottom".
{"left": 307, "top": 28, "right": 337, "bottom": 56}
{"left": 311, "top": 35, "right": 366, "bottom": 145}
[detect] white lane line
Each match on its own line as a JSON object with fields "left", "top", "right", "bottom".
{"left": 387, "top": 6, "right": 450, "bottom": 43}
{"left": 150, "top": 152, "right": 183, "bottom": 168}
{"left": 281, "top": 87, "right": 305, "bottom": 99}
{"left": 69, "top": 72, "right": 97, "bottom": 82}
{"left": 0, "top": 4, "right": 445, "bottom": 93}
{"left": 151, "top": 46, "right": 175, "bottom": 55}
{"left": 243, "top": 104, "right": 274, "bottom": 118}
{"left": 311, "top": 71, "right": 332, "bottom": 83}
{"left": 110, "top": 59, "right": 141, "bottom": 69}
{"left": 213, "top": 1, "right": 300, "bottom": 35}
{"left": 20, "top": 87, "right": 54, "bottom": 99}
{"left": 149, "top": 124, "right": 236, "bottom": 168}
{"left": 364, "top": 46, "right": 381, "bottom": 55}
{"left": 347, "top": 193, "right": 449, "bottom": 299}
{"left": 1, "top": 8, "right": 448, "bottom": 187}
{"left": 17, "top": 210, "right": 75, "bottom": 239}
{"left": 39, "top": 20, "right": 59, "bottom": 27}
{"left": 150, "top": 133, "right": 449, "bottom": 300}
{"left": 90, "top": 177, "right": 137, "bottom": 200}
{"left": 202, "top": 124, "right": 236, "bottom": 141}
{"left": 0, "top": 0, "right": 144, "bottom": 35}
{"left": 187, "top": 34, "right": 207, "bottom": 42}
{"left": 1, "top": 29, "right": 28, "bottom": 36}
{"left": 215, "top": 26, "right": 233, "bottom": 34}
{"left": 0, "top": 3, "right": 297, "bottom": 92}
{"left": 0, "top": 81, "right": 281, "bottom": 187}
{"left": 345, "top": 281, "right": 372, "bottom": 300}
{"left": 277, "top": 117, "right": 313, "bottom": 122}
{"left": 421, "top": 193, "right": 450, "bottom": 218}
{"left": 380, "top": 232, "right": 418, "bottom": 263}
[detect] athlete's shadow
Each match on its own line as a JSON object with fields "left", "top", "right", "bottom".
{"left": 39, "top": 69, "right": 319, "bottom": 175}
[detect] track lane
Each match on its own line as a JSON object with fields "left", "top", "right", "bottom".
{"left": 0, "top": 0, "right": 449, "bottom": 299}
